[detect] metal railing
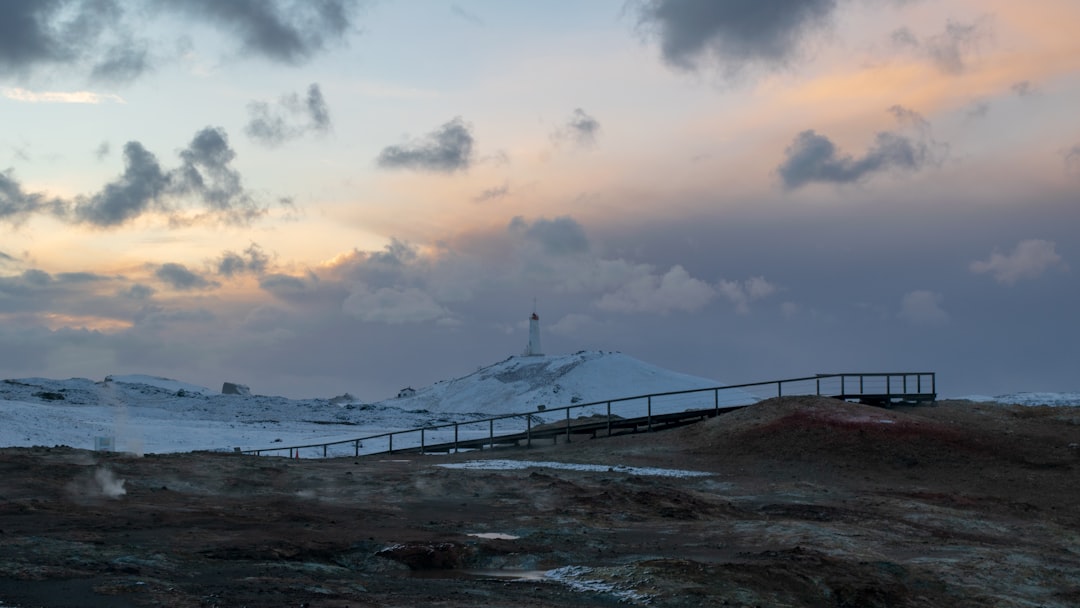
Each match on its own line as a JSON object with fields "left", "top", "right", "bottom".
{"left": 243, "top": 372, "right": 935, "bottom": 459}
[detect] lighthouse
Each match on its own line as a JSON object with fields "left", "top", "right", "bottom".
{"left": 524, "top": 311, "right": 543, "bottom": 356}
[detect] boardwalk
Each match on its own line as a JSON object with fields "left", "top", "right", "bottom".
{"left": 246, "top": 372, "right": 936, "bottom": 459}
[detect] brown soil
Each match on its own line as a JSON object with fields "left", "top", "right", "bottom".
{"left": 1, "top": 397, "right": 1079, "bottom": 607}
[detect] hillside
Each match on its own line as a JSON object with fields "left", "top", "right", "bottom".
{"left": 388, "top": 350, "right": 734, "bottom": 415}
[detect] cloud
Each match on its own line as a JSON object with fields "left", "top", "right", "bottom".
{"left": 1, "top": 88, "right": 125, "bottom": 104}
{"left": 1010, "top": 80, "right": 1038, "bottom": 97}
{"left": 777, "top": 129, "right": 931, "bottom": 189}
{"left": 245, "top": 83, "right": 332, "bottom": 147}
{"left": 94, "top": 141, "right": 111, "bottom": 160}
{"left": 893, "top": 17, "right": 992, "bottom": 75}
{"left": 451, "top": 4, "right": 484, "bottom": 26}
{"left": 73, "top": 141, "right": 170, "bottom": 226}
{"left": 170, "top": 127, "right": 264, "bottom": 223}
{"left": 552, "top": 108, "right": 601, "bottom": 147}
{"left": 161, "top": 0, "right": 358, "bottom": 65}
{"left": 716, "top": 276, "right": 779, "bottom": 314}
{"left": 632, "top": 0, "right": 837, "bottom": 74}
{"left": 474, "top": 183, "right": 509, "bottom": 203}
{"left": 217, "top": 243, "right": 270, "bottom": 277}
{"left": 1, "top": 169, "right": 65, "bottom": 224}
{"left": 90, "top": 38, "right": 151, "bottom": 85}
{"left": 342, "top": 284, "right": 450, "bottom": 324}
{"left": 898, "top": 290, "right": 948, "bottom": 326}
{"left": 970, "top": 239, "right": 1065, "bottom": 285}
{"left": 965, "top": 100, "right": 990, "bottom": 120}
{"left": 596, "top": 265, "right": 715, "bottom": 314}
{"left": 376, "top": 117, "right": 474, "bottom": 173}
{"left": 509, "top": 216, "right": 590, "bottom": 255}
{"left": 154, "top": 263, "right": 218, "bottom": 291}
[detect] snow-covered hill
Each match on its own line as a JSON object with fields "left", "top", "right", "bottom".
{"left": 390, "top": 351, "right": 731, "bottom": 415}
{"left": 0, "top": 351, "right": 738, "bottom": 454}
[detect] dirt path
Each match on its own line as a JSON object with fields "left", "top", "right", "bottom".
{"left": 1, "top": 397, "right": 1078, "bottom": 607}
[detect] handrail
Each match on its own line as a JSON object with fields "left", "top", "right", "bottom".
{"left": 243, "top": 372, "right": 935, "bottom": 458}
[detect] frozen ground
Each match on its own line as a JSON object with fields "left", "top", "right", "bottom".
{"left": 0, "top": 351, "right": 750, "bottom": 455}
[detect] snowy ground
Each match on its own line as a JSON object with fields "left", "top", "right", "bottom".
{"left": 0, "top": 353, "right": 1076, "bottom": 456}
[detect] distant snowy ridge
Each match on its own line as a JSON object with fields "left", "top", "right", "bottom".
{"left": 961, "top": 392, "right": 1080, "bottom": 407}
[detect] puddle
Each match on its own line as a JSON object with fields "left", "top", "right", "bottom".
{"left": 410, "top": 568, "right": 547, "bottom": 580}
{"left": 467, "top": 532, "right": 519, "bottom": 540}
{"left": 437, "top": 459, "right": 711, "bottom": 478}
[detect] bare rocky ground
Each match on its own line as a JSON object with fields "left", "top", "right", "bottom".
{"left": 1, "top": 396, "right": 1079, "bottom": 607}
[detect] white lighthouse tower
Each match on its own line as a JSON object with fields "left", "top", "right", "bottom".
{"left": 524, "top": 310, "right": 543, "bottom": 356}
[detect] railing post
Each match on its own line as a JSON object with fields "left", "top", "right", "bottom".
{"left": 903, "top": 375, "right": 908, "bottom": 394}
{"left": 932, "top": 373, "right": 936, "bottom": 395}
{"left": 917, "top": 374, "right": 922, "bottom": 393}
{"left": 565, "top": 408, "right": 571, "bottom": 444}
{"left": 323, "top": 444, "right": 327, "bottom": 458}
{"left": 527, "top": 415, "right": 532, "bottom": 447}
{"left": 886, "top": 376, "right": 891, "bottom": 402}
{"left": 841, "top": 375, "right": 846, "bottom": 397}
{"left": 389, "top": 433, "right": 393, "bottom": 454}
{"left": 713, "top": 390, "right": 718, "bottom": 414}
{"left": 455, "top": 423, "right": 460, "bottom": 453}
{"left": 647, "top": 396, "right": 652, "bottom": 431}
{"left": 859, "top": 375, "right": 863, "bottom": 393}
{"left": 816, "top": 377, "right": 820, "bottom": 395}
{"left": 777, "top": 381, "right": 782, "bottom": 397}
{"left": 489, "top": 419, "right": 494, "bottom": 450}
{"left": 607, "top": 402, "right": 612, "bottom": 436}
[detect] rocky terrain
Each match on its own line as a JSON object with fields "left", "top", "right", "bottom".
{"left": 1, "top": 396, "right": 1078, "bottom": 607}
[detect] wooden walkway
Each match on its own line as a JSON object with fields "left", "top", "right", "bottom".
{"left": 245, "top": 371, "right": 937, "bottom": 459}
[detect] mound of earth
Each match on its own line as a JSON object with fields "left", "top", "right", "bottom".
{"left": 0, "top": 397, "right": 1078, "bottom": 607}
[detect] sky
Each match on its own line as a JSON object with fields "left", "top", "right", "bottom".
{"left": 1, "top": 0, "right": 1078, "bottom": 400}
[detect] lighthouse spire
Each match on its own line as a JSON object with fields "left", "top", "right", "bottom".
{"left": 524, "top": 304, "right": 543, "bottom": 356}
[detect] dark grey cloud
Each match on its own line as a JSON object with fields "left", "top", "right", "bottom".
{"left": 777, "top": 129, "right": 930, "bottom": 189}
{"left": 172, "top": 127, "right": 257, "bottom": 219}
{"left": 245, "top": 84, "right": 332, "bottom": 147}
{"left": 633, "top": 0, "right": 837, "bottom": 73}
{"left": 376, "top": 117, "right": 474, "bottom": 173}
{"left": 37, "top": 128, "right": 268, "bottom": 228}
{"left": 73, "top": 141, "right": 169, "bottom": 226}
{"left": 90, "top": 38, "right": 151, "bottom": 84}
{"left": 1, "top": 168, "right": 65, "bottom": 224}
{"left": 0, "top": 0, "right": 357, "bottom": 83}
{"left": 217, "top": 243, "right": 270, "bottom": 277}
{"left": 0, "top": 0, "right": 151, "bottom": 84}
{"left": 553, "top": 108, "right": 601, "bottom": 147}
{"left": 161, "top": 0, "right": 358, "bottom": 65}
{"left": 509, "top": 216, "right": 590, "bottom": 255}
{"left": 154, "top": 263, "right": 218, "bottom": 291}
